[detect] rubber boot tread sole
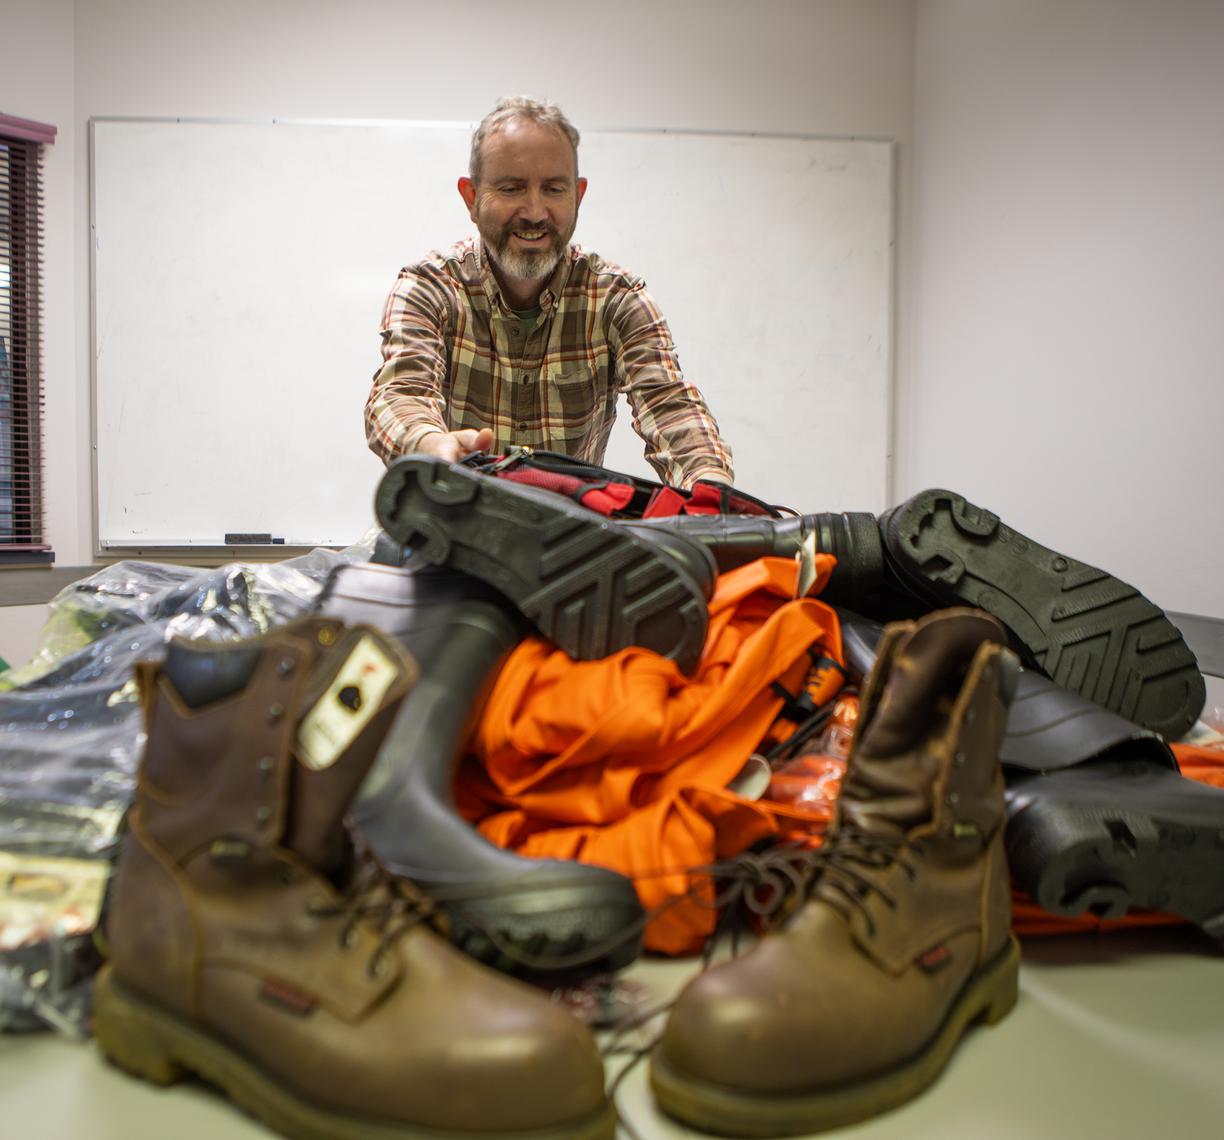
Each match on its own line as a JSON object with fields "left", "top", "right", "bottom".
{"left": 881, "top": 489, "right": 1204, "bottom": 740}
{"left": 375, "top": 457, "right": 707, "bottom": 673}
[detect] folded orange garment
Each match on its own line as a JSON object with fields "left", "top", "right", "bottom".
{"left": 1171, "top": 741, "right": 1224, "bottom": 789}
{"left": 459, "top": 556, "right": 845, "bottom": 955}
{"left": 460, "top": 560, "right": 1224, "bottom": 951}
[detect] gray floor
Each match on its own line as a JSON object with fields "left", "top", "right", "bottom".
{"left": 2, "top": 925, "right": 1222, "bottom": 1139}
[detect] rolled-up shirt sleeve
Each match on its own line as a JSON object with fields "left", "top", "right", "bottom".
{"left": 364, "top": 266, "right": 454, "bottom": 465}
{"left": 607, "top": 279, "right": 734, "bottom": 490}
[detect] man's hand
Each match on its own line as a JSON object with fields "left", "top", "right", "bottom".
{"left": 416, "top": 428, "right": 494, "bottom": 463}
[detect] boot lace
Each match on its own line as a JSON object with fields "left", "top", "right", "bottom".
{"left": 305, "top": 842, "right": 442, "bottom": 978}
{"left": 809, "top": 825, "right": 918, "bottom": 937}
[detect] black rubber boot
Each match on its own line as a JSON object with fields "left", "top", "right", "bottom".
{"left": 375, "top": 455, "right": 714, "bottom": 674}
{"left": 314, "top": 561, "right": 646, "bottom": 977}
{"left": 836, "top": 609, "right": 1179, "bottom": 774}
{"left": 627, "top": 510, "right": 885, "bottom": 610}
{"left": 879, "top": 488, "right": 1205, "bottom": 741}
{"left": 1006, "top": 756, "right": 1224, "bottom": 939}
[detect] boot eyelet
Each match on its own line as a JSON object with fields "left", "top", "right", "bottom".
{"left": 268, "top": 702, "right": 286, "bottom": 722}
{"left": 368, "top": 956, "right": 388, "bottom": 980}
{"left": 945, "top": 792, "right": 960, "bottom": 806}
{"left": 255, "top": 805, "right": 272, "bottom": 825}
{"left": 276, "top": 657, "right": 297, "bottom": 677}
{"left": 339, "top": 928, "right": 358, "bottom": 950}
{"left": 257, "top": 755, "right": 274, "bottom": 774}
{"left": 953, "top": 751, "right": 966, "bottom": 768}
{"left": 963, "top": 709, "right": 975, "bottom": 725}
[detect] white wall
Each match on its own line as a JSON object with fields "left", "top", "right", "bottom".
{"left": 7, "top": 0, "right": 916, "bottom": 664}
{"left": 908, "top": 0, "right": 1224, "bottom": 617}
{"left": 11, "top": 0, "right": 1218, "bottom": 631}
{"left": 69, "top": 0, "right": 916, "bottom": 524}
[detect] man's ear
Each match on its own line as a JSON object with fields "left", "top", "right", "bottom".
{"left": 576, "top": 177, "right": 588, "bottom": 207}
{"left": 457, "top": 176, "right": 478, "bottom": 219}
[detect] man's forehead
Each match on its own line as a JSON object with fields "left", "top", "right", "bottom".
{"left": 480, "top": 119, "right": 577, "bottom": 180}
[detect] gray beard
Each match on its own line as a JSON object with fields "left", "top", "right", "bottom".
{"left": 487, "top": 239, "right": 563, "bottom": 282}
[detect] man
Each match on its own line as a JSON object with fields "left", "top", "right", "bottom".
{"left": 365, "top": 96, "right": 734, "bottom": 489}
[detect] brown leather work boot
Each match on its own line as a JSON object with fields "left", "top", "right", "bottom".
{"left": 94, "top": 616, "right": 614, "bottom": 1140}
{"left": 651, "top": 608, "right": 1021, "bottom": 1137}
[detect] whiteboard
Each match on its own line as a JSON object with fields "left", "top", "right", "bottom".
{"left": 90, "top": 118, "right": 892, "bottom": 549}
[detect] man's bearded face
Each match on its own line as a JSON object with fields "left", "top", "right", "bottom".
{"left": 466, "top": 120, "right": 586, "bottom": 286}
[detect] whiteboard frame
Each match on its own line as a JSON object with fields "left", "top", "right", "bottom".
{"left": 88, "top": 116, "right": 896, "bottom": 555}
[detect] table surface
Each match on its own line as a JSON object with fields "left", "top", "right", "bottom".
{"left": 2, "top": 925, "right": 1222, "bottom": 1140}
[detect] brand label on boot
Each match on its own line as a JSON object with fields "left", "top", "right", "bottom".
{"left": 297, "top": 635, "right": 399, "bottom": 771}
{"left": 917, "top": 943, "right": 953, "bottom": 974}
{"left": 259, "top": 976, "right": 318, "bottom": 1015}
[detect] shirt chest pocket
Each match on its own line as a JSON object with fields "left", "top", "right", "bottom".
{"left": 543, "top": 365, "right": 601, "bottom": 439}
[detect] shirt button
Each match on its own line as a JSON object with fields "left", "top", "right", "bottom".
{"left": 519, "top": 373, "right": 530, "bottom": 384}
{"left": 516, "top": 421, "right": 528, "bottom": 431}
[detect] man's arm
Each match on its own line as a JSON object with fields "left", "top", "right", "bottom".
{"left": 365, "top": 266, "right": 465, "bottom": 465}
{"left": 607, "top": 280, "right": 734, "bottom": 490}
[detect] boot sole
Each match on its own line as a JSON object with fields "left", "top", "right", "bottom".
{"left": 92, "top": 966, "right": 617, "bottom": 1140}
{"left": 375, "top": 456, "right": 707, "bottom": 673}
{"left": 425, "top": 871, "right": 646, "bottom": 977}
{"left": 1006, "top": 763, "right": 1224, "bottom": 938}
{"left": 880, "top": 489, "right": 1204, "bottom": 740}
{"left": 648, "top": 936, "right": 1020, "bottom": 1137}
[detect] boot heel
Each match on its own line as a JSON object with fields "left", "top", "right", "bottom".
{"left": 92, "top": 967, "right": 187, "bottom": 1087}
{"left": 416, "top": 457, "right": 480, "bottom": 506}
{"left": 976, "top": 937, "right": 1021, "bottom": 1026}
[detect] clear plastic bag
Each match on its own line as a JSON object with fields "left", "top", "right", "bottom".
{"left": 0, "top": 534, "right": 378, "bottom": 1035}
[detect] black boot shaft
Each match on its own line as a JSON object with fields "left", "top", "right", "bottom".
{"left": 629, "top": 511, "right": 884, "bottom": 609}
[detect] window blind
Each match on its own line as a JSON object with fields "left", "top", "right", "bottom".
{"left": 0, "top": 113, "right": 56, "bottom": 562}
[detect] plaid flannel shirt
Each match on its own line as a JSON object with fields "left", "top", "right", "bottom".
{"left": 364, "top": 238, "right": 733, "bottom": 490}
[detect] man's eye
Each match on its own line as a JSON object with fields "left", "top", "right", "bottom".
{"left": 545, "top": 185, "right": 567, "bottom": 195}
{"left": 498, "top": 185, "right": 523, "bottom": 194}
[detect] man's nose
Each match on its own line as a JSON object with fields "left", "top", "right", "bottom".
{"left": 517, "top": 188, "right": 549, "bottom": 220}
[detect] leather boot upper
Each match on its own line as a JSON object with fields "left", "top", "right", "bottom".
{"left": 657, "top": 608, "right": 1017, "bottom": 1092}
{"left": 106, "top": 616, "right": 609, "bottom": 1134}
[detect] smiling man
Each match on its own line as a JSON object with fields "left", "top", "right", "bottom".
{"left": 364, "top": 96, "right": 734, "bottom": 488}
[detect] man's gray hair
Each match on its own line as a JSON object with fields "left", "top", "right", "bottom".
{"left": 469, "top": 96, "right": 581, "bottom": 185}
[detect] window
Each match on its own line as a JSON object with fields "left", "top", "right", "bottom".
{"left": 0, "top": 113, "right": 55, "bottom": 565}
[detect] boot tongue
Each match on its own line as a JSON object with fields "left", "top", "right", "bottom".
{"left": 836, "top": 611, "right": 1005, "bottom": 836}
{"left": 283, "top": 624, "right": 415, "bottom": 875}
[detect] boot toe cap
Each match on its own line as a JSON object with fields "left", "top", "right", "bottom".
{"left": 657, "top": 959, "right": 842, "bottom": 1093}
